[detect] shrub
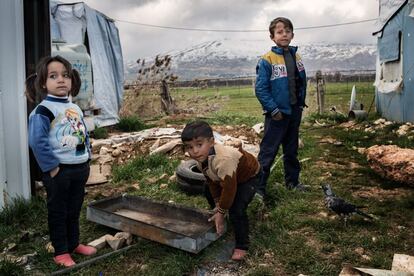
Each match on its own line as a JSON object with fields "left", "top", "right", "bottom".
{"left": 92, "top": 126, "right": 108, "bottom": 139}
{"left": 117, "top": 116, "right": 146, "bottom": 132}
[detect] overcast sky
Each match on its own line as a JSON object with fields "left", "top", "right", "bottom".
{"left": 60, "top": 0, "right": 379, "bottom": 61}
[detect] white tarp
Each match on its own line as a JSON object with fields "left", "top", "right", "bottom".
{"left": 51, "top": 2, "right": 124, "bottom": 127}
{"left": 374, "top": 56, "right": 403, "bottom": 93}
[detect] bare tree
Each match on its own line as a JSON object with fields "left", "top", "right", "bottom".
{"left": 135, "top": 55, "right": 178, "bottom": 115}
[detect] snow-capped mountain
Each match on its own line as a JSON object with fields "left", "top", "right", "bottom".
{"left": 124, "top": 39, "right": 377, "bottom": 81}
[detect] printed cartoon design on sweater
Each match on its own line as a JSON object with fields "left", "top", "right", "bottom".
{"left": 54, "top": 108, "right": 87, "bottom": 155}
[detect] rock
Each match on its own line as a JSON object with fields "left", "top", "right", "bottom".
{"left": 373, "top": 118, "right": 386, "bottom": 125}
{"left": 319, "top": 211, "right": 329, "bottom": 218}
{"left": 92, "top": 139, "right": 112, "bottom": 150}
{"left": 366, "top": 145, "right": 414, "bottom": 186}
{"left": 146, "top": 177, "right": 158, "bottom": 184}
{"left": 354, "top": 247, "right": 364, "bottom": 255}
{"left": 150, "top": 139, "right": 182, "bottom": 155}
{"left": 396, "top": 124, "right": 413, "bottom": 136}
{"left": 357, "top": 147, "right": 366, "bottom": 155}
{"left": 112, "top": 149, "right": 122, "bottom": 157}
{"left": 169, "top": 174, "right": 176, "bottom": 182}
{"left": 392, "top": 253, "right": 414, "bottom": 273}
{"left": 99, "top": 155, "right": 114, "bottom": 164}
{"left": 362, "top": 254, "right": 371, "bottom": 261}
{"left": 88, "top": 234, "right": 112, "bottom": 250}
{"left": 106, "top": 235, "right": 125, "bottom": 250}
{"left": 112, "top": 142, "right": 125, "bottom": 149}
{"left": 159, "top": 173, "right": 169, "bottom": 180}
{"left": 45, "top": 242, "right": 54, "bottom": 253}
{"left": 149, "top": 139, "right": 161, "bottom": 152}
{"left": 114, "top": 232, "right": 133, "bottom": 245}
{"left": 99, "top": 146, "right": 111, "bottom": 155}
{"left": 252, "top": 123, "right": 264, "bottom": 134}
{"left": 298, "top": 138, "right": 304, "bottom": 148}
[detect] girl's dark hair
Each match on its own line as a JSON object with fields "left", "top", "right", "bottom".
{"left": 269, "top": 17, "right": 294, "bottom": 38}
{"left": 181, "top": 121, "right": 213, "bottom": 142}
{"left": 25, "top": 55, "right": 81, "bottom": 103}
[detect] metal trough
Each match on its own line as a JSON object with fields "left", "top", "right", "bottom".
{"left": 87, "top": 194, "right": 224, "bottom": 253}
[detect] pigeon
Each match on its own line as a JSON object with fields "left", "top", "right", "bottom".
{"left": 321, "top": 184, "right": 373, "bottom": 221}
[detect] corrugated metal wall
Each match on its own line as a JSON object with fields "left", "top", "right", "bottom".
{"left": 0, "top": 0, "right": 31, "bottom": 209}
{"left": 376, "top": 3, "right": 414, "bottom": 122}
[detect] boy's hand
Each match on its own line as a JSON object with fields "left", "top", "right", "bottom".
{"left": 50, "top": 166, "right": 60, "bottom": 178}
{"left": 272, "top": 111, "right": 283, "bottom": 121}
{"left": 208, "top": 212, "right": 225, "bottom": 235}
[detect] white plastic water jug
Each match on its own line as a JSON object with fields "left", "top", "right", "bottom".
{"left": 52, "top": 41, "right": 93, "bottom": 110}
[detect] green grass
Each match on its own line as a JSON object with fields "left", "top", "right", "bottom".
{"left": 2, "top": 81, "right": 413, "bottom": 275}
{"left": 0, "top": 260, "right": 25, "bottom": 276}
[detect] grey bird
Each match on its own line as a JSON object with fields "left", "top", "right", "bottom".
{"left": 321, "top": 184, "right": 374, "bottom": 221}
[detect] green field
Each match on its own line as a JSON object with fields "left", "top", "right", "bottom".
{"left": 1, "top": 81, "right": 413, "bottom": 275}
{"left": 170, "top": 81, "right": 376, "bottom": 119}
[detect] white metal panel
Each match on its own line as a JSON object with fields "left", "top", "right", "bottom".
{"left": 0, "top": 0, "right": 30, "bottom": 208}
{"left": 0, "top": 66, "right": 6, "bottom": 208}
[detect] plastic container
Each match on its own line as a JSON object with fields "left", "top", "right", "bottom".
{"left": 52, "top": 41, "right": 93, "bottom": 110}
{"left": 348, "top": 110, "right": 368, "bottom": 120}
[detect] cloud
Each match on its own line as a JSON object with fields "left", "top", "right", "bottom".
{"left": 59, "top": 0, "right": 378, "bottom": 60}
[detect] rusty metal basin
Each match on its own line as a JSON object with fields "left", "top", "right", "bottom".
{"left": 86, "top": 194, "right": 225, "bottom": 253}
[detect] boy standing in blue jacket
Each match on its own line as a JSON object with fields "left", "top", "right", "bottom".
{"left": 255, "top": 17, "right": 308, "bottom": 197}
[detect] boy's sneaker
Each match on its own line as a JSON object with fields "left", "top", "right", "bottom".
{"left": 287, "top": 183, "right": 310, "bottom": 192}
{"left": 53, "top": 253, "right": 76, "bottom": 267}
{"left": 73, "top": 244, "right": 97, "bottom": 256}
{"left": 231, "top": 249, "right": 247, "bottom": 261}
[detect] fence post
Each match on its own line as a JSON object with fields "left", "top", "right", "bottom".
{"left": 315, "top": 70, "right": 325, "bottom": 114}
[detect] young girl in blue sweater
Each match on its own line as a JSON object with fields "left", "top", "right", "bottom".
{"left": 27, "top": 55, "right": 96, "bottom": 267}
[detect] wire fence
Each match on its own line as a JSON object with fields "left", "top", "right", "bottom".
{"left": 123, "top": 70, "right": 377, "bottom": 119}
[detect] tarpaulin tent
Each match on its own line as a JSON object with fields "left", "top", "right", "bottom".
{"left": 50, "top": 1, "right": 124, "bottom": 126}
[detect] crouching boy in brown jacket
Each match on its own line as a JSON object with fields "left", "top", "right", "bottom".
{"left": 181, "top": 121, "right": 261, "bottom": 260}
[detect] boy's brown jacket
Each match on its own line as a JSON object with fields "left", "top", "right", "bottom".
{"left": 196, "top": 144, "right": 260, "bottom": 211}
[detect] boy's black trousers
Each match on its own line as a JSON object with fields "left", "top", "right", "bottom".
{"left": 256, "top": 105, "right": 303, "bottom": 196}
{"left": 43, "top": 162, "right": 90, "bottom": 256}
{"left": 204, "top": 173, "right": 259, "bottom": 250}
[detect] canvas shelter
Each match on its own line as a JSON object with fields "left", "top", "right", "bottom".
{"left": 0, "top": 0, "right": 124, "bottom": 209}
{"left": 50, "top": 1, "right": 124, "bottom": 127}
{"left": 373, "top": 0, "right": 414, "bottom": 122}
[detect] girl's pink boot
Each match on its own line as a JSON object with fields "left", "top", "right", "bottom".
{"left": 231, "top": 249, "right": 247, "bottom": 261}
{"left": 53, "top": 253, "right": 76, "bottom": 267}
{"left": 73, "top": 244, "right": 97, "bottom": 256}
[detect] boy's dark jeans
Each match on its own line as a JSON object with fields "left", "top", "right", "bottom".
{"left": 256, "top": 105, "right": 302, "bottom": 196}
{"left": 204, "top": 173, "right": 258, "bottom": 250}
{"left": 43, "top": 162, "right": 90, "bottom": 256}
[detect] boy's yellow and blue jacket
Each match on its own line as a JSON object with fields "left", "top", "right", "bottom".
{"left": 255, "top": 45, "right": 307, "bottom": 115}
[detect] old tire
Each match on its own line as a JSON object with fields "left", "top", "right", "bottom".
{"left": 176, "top": 178, "right": 204, "bottom": 195}
{"left": 175, "top": 160, "right": 206, "bottom": 194}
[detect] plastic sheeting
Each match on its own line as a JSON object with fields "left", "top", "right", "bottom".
{"left": 51, "top": 1, "right": 124, "bottom": 127}
{"left": 378, "top": 24, "right": 401, "bottom": 63}
{"left": 374, "top": 0, "right": 407, "bottom": 34}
